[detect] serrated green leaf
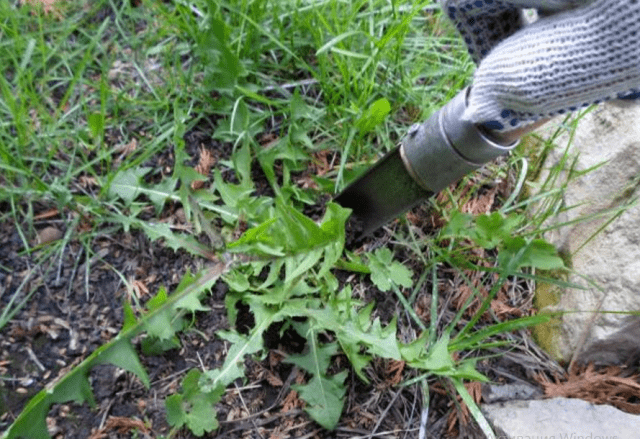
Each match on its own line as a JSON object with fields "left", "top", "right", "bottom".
{"left": 2, "top": 391, "right": 52, "bottom": 439}
{"left": 147, "top": 286, "right": 168, "bottom": 309}
{"left": 109, "top": 214, "right": 215, "bottom": 259}
{"left": 356, "top": 98, "right": 391, "bottom": 135}
{"left": 175, "top": 293, "right": 210, "bottom": 313}
{"left": 226, "top": 216, "right": 281, "bottom": 255}
{"left": 3, "top": 362, "right": 96, "bottom": 439}
{"left": 286, "top": 341, "right": 339, "bottom": 375}
{"left": 453, "top": 359, "right": 489, "bottom": 382}
{"left": 224, "top": 269, "right": 251, "bottom": 292}
{"left": 275, "top": 198, "right": 331, "bottom": 251}
{"left": 145, "top": 176, "right": 178, "bottom": 213}
{"left": 338, "top": 343, "right": 371, "bottom": 382}
{"left": 227, "top": 200, "right": 327, "bottom": 256}
{"left": 174, "top": 271, "right": 210, "bottom": 312}
{"left": 141, "top": 334, "right": 181, "bottom": 355}
{"left": 199, "top": 17, "right": 243, "bottom": 91}
{"left": 122, "top": 301, "right": 136, "bottom": 332}
{"left": 499, "top": 237, "right": 564, "bottom": 271}
{"left": 366, "top": 248, "right": 413, "bottom": 292}
{"left": 360, "top": 318, "right": 401, "bottom": 360}
{"left": 139, "top": 221, "right": 214, "bottom": 258}
{"left": 284, "top": 332, "right": 347, "bottom": 429}
{"left": 232, "top": 142, "right": 252, "bottom": 184}
{"left": 402, "top": 334, "right": 454, "bottom": 374}
{"left": 318, "top": 202, "right": 350, "bottom": 276}
{"left": 293, "top": 370, "right": 348, "bottom": 430}
{"left": 165, "top": 394, "right": 186, "bottom": 428}
{"left": 441, "top": 210, "right": 474, "bottom": 240}
{"left": 289, "top": 89, "right": 320, "bottom": 122}
{"left": 398, "top": 332, "right": 428, "bottom": 363}
{"left": 519, "top": 239, "right": 565, "bottom": 270}
{"left": 474, "top": 211, "right": 520, "bottom": 249}
{"left": 199, "top": 311, "right": 275, "bottom": 392}
{"left": 95, "top": 339, "right": 150, "bottom": 387}
{"left": 186, "top": 395, "right": 220, "bottom": 436}
{"left": 107, "top": 167, "right": 151, "bottom": 205}
{"left": 166, "top": 369, "right": 223, "bottom": 436}
{"left": 285, "top": 249, "right": 323, "bottom": 282}
{"left": 143, "top": 288, "right": 177, "bottom": 340}
{"left": 49, "top": 367, "right": 96, "bottom": 405}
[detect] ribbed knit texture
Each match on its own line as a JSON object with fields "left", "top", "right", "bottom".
{"left": 443, "top": 0, "right": 640, "bottom": 131}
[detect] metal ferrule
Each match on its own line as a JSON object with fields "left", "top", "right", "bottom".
{"left": 399, "top": 87, "right": 517, "bottom": 194}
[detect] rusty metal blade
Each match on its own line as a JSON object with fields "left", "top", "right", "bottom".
{"left": 334, "top": 146, "right": 433, "bottom": 236}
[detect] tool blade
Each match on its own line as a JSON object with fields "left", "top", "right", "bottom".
{"left": 334, "top": 146, "right": 433, "bottom": 236}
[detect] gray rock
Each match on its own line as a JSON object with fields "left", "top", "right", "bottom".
{"left": 483, "top": 397, "right": 640, "bottom": 439}
{"left": 532, "top": 102, "right": 640, "bottom": 364}
{"left": 482, "top": 382, "right": 542, "bottom": 403}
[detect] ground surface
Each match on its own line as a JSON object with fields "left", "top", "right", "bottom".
{"left": 0, "top": 134, "right": 563, "bottom": 438}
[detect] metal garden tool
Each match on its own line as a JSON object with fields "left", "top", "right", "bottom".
{"left": 334, "top": 87, "right": 533, "bottom": 236}
{"left": 335, "top": 0, "right": 640, "bottom": 236}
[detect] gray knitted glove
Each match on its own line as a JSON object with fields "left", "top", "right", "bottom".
{"left": 443, "top": 0, "right": 640, "bottom": 131}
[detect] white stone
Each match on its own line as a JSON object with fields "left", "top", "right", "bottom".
{"left": 533, "top": 101, "right": 640, "bottom": 364}
{"left": 483, "top": 397, "right": 640, "bottom": 439}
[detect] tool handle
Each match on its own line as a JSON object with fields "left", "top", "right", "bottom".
{"left": 400, "top": 87, "right": 537, "bottom": 194}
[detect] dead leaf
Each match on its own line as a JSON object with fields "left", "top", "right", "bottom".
{"left": 266, "top": 370, "right": 284, "bottom": 387}
{"left": 461, "top": 188, "right": 496, "bottom": 215}
{"left": 268, "top": 426, "right": 291, "bottom": 439}
{"left": 19, "top": 0, "right": 63, "bottom": 17}
{"left": 259, "top": 132, "right": 279, "bottom": 148}
{"left": 447, "top": 381, "right": 482, "bottom": 435}
{"left": 191, "top": 146, "right": 216, "bottom": 190}
{"left": 490, "top": 290, "right": 524, "bottom": 319}
{"left": 116, "top": 138, "right": 138, "bottom": 159}
{"left": 269, "top": 350, "right": 284, "bottom": 368}
{"left": 405, "top": 210, "right": 422, "bottom": 227}
{"left": 34, "top": 226, "right": 63, "bottom": 245}
{"left": 490, "top": 299, "right": 523, "bottom": 319}
{"left": 310, "top": 150, "right": 334, "bottom": 176}
{"left": 78, "top": 174, "right": 99, "bottom": 188}
{"left": 129, "top": 278, "right": 149, "bottom": 300}
{"left": 536, "top": 364, "right": 640, "bottom": 414}
{"left": 385, "top": 359, "right": 405, "bottom": 385}
{"left": 282, "top": 390, "right": 304, "bottom": 412}
{"left": 88, "top": 416, "right": 149, "bottom": 439}
{"left": 33, "top": 208, "right": 59, "bottom": 221}
{"left": 295, "top": 175, "right": 318, "bottom": 190}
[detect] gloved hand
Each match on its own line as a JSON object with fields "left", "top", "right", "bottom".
{"left": 442, "top": 0, "right": 640, "bottom": 131}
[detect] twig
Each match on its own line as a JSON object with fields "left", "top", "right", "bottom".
{"left": 24, "top": 346, "right": 45, "bottom": 372}
{"left": 366, "top": 390, "right": 400, "bottom": 438}
{"left": 261, "top": 78, "right": 318, "bottom": 92}
{"left": 233, "top": 381, "right": 265, "bottom": 439}
{"left": 418, "top": 382, "right": 429, "bottom": 439}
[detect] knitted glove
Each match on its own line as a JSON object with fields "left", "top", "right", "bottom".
{"left": 442, "top": 0, "right": 640, "bottom": 131}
